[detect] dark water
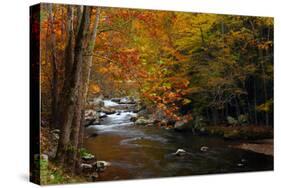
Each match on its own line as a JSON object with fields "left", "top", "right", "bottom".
{"left": 84, "top": 102, "right": 273, "bottom": 181}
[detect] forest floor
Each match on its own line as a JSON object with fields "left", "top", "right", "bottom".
{"left": 40, "top": 127, "right": 88, "bottom": 185}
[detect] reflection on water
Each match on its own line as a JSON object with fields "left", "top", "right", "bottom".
{"left": 84, "top": 110, "right": 273, "bottom": 181}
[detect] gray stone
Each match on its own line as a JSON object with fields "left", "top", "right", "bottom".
{"left": 174, "top": 149, "right": 187, "bottom": 156}
{"left": 100, "top": 107, "right": 116, "bottom": 115}
{"left": 95, "top": 161, "right": 111, "bottom": 172}
{"left": 200, "top": 146, "right": 209, "bottom": 152}
{"left": 80, "top": 163, "right": 93, "bottom": 169}
{"left": 91, "top": 172, "right": 99, "bottom": 181}
{"left": 135, "top": 117, "right": 155, "bottom": 126}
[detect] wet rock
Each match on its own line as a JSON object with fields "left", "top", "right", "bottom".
{"left": 132, "top": 104, "right": 144, "bottom": 113}
{"left": 130, "top": 115, "right": 138, "bottom": 122}
{"left": 237, "top": 163, "right": 244, "bottom": 167}
{"left": 135, "top": 117, "right": 155, "bottom": 126}
{"left": 84, "top": 110, "right": 100, "bottom": 126}
{"left": 200, "top": 146, "right": 209, "bottom": 152}
{"left": 100, "top": 107, "right": 116, "bottom": 115}
{"left": 116, "top": 111, "right": 121, "bottom": 115}
{"left": 82, "top": 154, "right": 95, "bottom": 161}
{"left": 80, "top": 163, "right": 93, "bottom": 169}
{"left": 99, "top": 112, "right": 107, "bottom": 118}
{"left": 173, "top": 149, "right": 187, "bottom": 156}
{"left": 95, "top": 161, "right": 111, "bottom": 172}
{"left": 111, "top": 98, "right": 121, "bottom": 103}
{"left": 80, "top": 163, "right": 94, "bottom": 173}
{"left": 137, "top": 109, "right": 148, "bottom": 117}
{"left": 130, "top": 114, "right": 138, "bottom": 122}
{"left": 119, "top": 97, "right": 136, "bottom": 104}
{"left": 91, "top": 172, "right": 99, "bottom": 181}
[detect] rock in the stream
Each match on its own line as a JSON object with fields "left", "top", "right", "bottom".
{"left": 130, "top": 114, "right": 138, "bottom": 122}
{"left": 82, "top": 154, "right": 96, "bottom": 161}
{"left": 84, "top": 110, "right": 100, "bottom": 126}
{"left": 132, "top": 104, "right": 143, "bottom": 113}
{"left": 135, "top": 117, "right": 155, "bottom": 126}
{"left": 119, "top": 97, "right": 136, "bottom": 104}
{"left": 200, "top": 146, "right": 209, "bottom": 152}
{"left": 237, "top": 163, "right": 244, "bottom": 167}
{"left": 99, "top": 112, "right": 107, "bottom": 118}
{"left": 95, "top": 161, "right": 111, "bottom": 172}
{"left": 91, "top": 172, "right": 99, "bottom": 181}
{"left": 100, "top": 107, "right": 116, "bottom": 115}
{"left": 80, "top": 163, "right": 94, "bottom": 173}
{"left": 111, "top": 98, "right": 121, "bottom": 103}
{"left": 173, "top": 149, "right": 188, "bottom": 156}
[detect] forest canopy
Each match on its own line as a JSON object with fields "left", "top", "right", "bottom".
{"left": 37, "top": 3, "right": 273, "bottom": 181}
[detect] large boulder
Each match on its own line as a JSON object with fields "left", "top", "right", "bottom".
{"left": 84, "top": 110, "right": 100, "bottom": 126}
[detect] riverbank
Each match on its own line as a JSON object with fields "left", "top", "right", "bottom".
{"left": 173, "top": 123, "right": 273, "bottom": 156}
{"left": 231, "top": 139, "right": 273, "bottom": 156}
{"left": 40, "top": 127, "right": 88, "bottom": 184}
{"left": 188, "top": 125, "right": 273, "bottom": 140}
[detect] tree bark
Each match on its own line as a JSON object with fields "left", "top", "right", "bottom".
{"left": 48, "top": 4, "right": 59, "bottom": 129}
{"left": 64, "top": 6, "right": 74, "bottom": 79}
{"left": 55, "top": 6, "right": 91, "bottom": 165}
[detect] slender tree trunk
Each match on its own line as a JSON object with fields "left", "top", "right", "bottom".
{"left": 259, "top": 48, "right": 269, "bottom": 126}
{"left": 64, "top": 6, "right": 74, "bottom": 79}
{"left": 76, "top": 7, "right": 101, "bottom": 169}
{"left": 253, "top": 79, "right": 258, "bottom": 125}
{"left": 234, "top": 97, "right": 241, "bottom": 118}
{"left": 48, "top": 4, "right": 59, "bottom": 129}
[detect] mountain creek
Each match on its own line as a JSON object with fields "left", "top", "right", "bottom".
{"left": 83, "top": 99, "right": 273, "bottom": 181}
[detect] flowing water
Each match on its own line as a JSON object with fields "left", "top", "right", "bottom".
{"left": 84, "top": 100, "right": 273, "bottom": 181}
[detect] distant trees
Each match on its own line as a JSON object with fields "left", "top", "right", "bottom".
{"left": 93, "top": 10, "right": 273, "bottom": 126}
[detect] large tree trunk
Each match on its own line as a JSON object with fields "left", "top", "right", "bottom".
{"left": 79, "top": 7, "right": 101, "bottom": 145}
{"left": 55, "top": 6, "right": 91, "bottom": 165}
{"left": 65, "top": 8, "right": 101, "bottom": 172}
